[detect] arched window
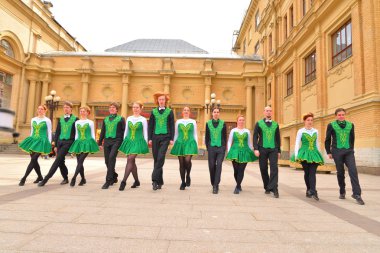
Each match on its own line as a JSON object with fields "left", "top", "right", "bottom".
{"left": 0, "top": 39, "right": 15, "bottom": 58}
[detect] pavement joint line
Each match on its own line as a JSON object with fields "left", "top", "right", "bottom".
{"left": 245, "top": 169, "right": 380, "bottom": 237}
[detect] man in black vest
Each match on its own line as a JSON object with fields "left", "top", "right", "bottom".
{"left": 39, "top": 101, "right": 78, "bottom": 186}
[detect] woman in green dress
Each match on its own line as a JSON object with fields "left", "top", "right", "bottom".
{"left": 170, "top": 106, "right": 198, "bottom": 190}
{"left": 226, "top": 115, "right": 257, "bottom": 194}
{"left": 18, "top": 105, "right": 52, "bottom": 186}
{"left": 291, "top": 112, "right": 324, "bottom": 201}
{"left": 68, "top": 106, "right": 99, "bottom": 186}
{"left": 118, "top": 101, "right": 149, "bottom": 191}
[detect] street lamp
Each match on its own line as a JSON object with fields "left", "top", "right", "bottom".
{"left": 44, "top": 90, "right": 60, "bottom": 122}
{"left": 204, "top": 93, "right": 221, "bottom": 114}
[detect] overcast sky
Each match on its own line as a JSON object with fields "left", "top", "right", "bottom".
{"left": 51, "top": 0, "right": 251, "bottom": 54}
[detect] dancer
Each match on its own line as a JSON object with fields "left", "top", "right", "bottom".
{"left": 205, "top": 107, "right": 227, "bottom": 194}
{"left": 68, "top": 106, "right": 99, "bottom": 186}
{"left": 38, "top": 101, "right": 78, "bottom": 186}
{"left": 118, "top": 101, "right": 149, "bottom": 191}
{"left": 148, "top": 91, "right": 175, "bottom": 190}
{"left": 226, "top": 115, "right": 257, "bottom": 194}
{"left": 253, "top": 106, "right": 281, "bottom": 198}
{"left": 170, "top": 106, "right": 198, "bottom": 190}
{"left": 291, "top": 113, "right": 324, "bottom": 201}
{"left": 18, "top": 105, "right": 52, "bottom": 186}
{"left": 325, "top": 108, "right": 365, "bottom": 205}
{"left": 98, "top": 102, "right": 126, "bottom": 189}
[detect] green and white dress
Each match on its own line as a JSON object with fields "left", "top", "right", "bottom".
{"left": 19, "top": 117, "right": 52, "bottom": 154}
{"left": 170, "top": 118, "right": 198, "bottom": 156}
{"left": 69, "top": 119, "right": 99, "bottom": 154}
{"left": 226, "top": 128, "right": 257, "bottom": 163}
{"left": 119, "top": 115, "right": 149, "bottom": 155}
{"left": 291, "top": 128, "right": 324, "bottom": 165}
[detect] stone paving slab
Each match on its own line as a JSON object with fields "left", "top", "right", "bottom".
{"left": 0, "top": 154, "right": 379, "bottom": 253}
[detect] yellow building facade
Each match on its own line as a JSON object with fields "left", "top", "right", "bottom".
{"left": 234, "top": 0, "right": 380, "bottom": 168}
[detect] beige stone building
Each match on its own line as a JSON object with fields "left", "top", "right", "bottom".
{"left": 233, "top": 0, "right": 380, "bottom": 168}
{"left": 1, "top": 0, "right": 379, "bottom": 169}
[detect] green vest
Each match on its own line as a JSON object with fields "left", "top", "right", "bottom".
{"left": 331, "top": 121, "right": 352, "bottom": 149}
{"left": 258, "top": 119, "right": 278, "bottom": 149}
{"left": 104, "top": 115, "right": 122, "bottom": 138}
{"left": 152, "top": 108, "right": 171, "bottom": 135}
{"left": 59, "top": 115, "right": 76, "bottom": 140}
{"left": 207, "top": 119, "right": 224, "bottom": 147}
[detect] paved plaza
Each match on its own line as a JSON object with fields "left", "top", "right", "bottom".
{"left": 0, "top": 154, "right": 379, "bottom": 253}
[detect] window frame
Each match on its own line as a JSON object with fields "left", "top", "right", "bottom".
{"left": 305, "top": 50, "right": 316, "bottom": 84}
{"left": 331, "top": 20, "right": 352, "bottom": 67}
{"left": 286, "top": 70, "right": 293, "bottom": 97}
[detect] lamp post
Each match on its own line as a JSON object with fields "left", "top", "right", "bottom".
{"left": 204, "top": 93, "right": 221, "bottom": 114}
{"left": 44, "top": 90, "right": 60, "bottom": 123}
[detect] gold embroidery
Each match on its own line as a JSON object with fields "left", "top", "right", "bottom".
{"left": 304, "top": 133, "right": 317, "bottom": 150}
{"left": 179, "top": 124, "right": 191, "bottom": 140}
{"left": 77, "top": 124, "right": 88, "bottom": 140}
{"left": 33, "top": 122, "right": 43, "bottom": 137}
{"left": 236, "top": 132, "right": 247, "bottom": 147}
{"left": 128, "top": 121, "right": 140, "bottom": 141}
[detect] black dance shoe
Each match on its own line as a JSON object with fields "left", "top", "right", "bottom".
{"left": 265, "top": 190, "right": 271, "bottom": 194}
{"left": 38, "top": 179, "right": 48, "bottom": 187}
{"left": 212, "top": 185, "right": 219, "bottom": 194}
{"left": 60, "top": 178, "right": 69, "bottom": 185}
{"left": 152, "top": 181, "right": 158, "bottom": 191}
{"left": 119, "top": 181, "right": 126, "bottom": 191}
{"left": 272, "top": 190, "right": 279, "bottom": 198}
{"left": 306, "top": 190, "right": 312, "bottom": 198}
{"left": 102, "top": 181, "right": 110, "bottom": 189}
{"left": 186, "top": 176, "right": 191, "bottom": 187}
{"left": 233, "top": 187, "right": 239, "bottom": 194}
{"left": 33, "top": 176, "right": 43, "bottom": 184}
{"left": 19, "top": 178, "right": 26, "bottom": 186}
{"left": 180, "top": 182, "right": 186, "bottom": 190}
{"left": 78, "top": 178, "right": 86, "bottom": 186}
{"left": 70, "top": 179, "right": 76, "bottom": 187}
{"left": 131, "top": 180, "right": 140, "bottom": 188}
{"left": 312, "top": 193, "right": 319, "bottom": 201}
{"left": 352, "top": 195, "right": 365, "bottom": 205}
{"left": 157, "top": 184, "right": 162, "bottom": 190}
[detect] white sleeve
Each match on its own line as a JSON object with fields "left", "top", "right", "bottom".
{"left": 46, "top": 118, "right": 52, "bottom": 143}
{"left": 124, "top": 118, "right": 129, "bottom": 139}
{"left": 247, "top": 130, "right": 253, "bottom": 150}
{"left": 227, "top": 129, "right": 235, "bottom": 152}
{"left": 74, "top": 122, "right": 79, "bottom": 140}
{"left": 142, "top": 117, "right": 148, "bottom": 143}
{"left": 294, "top": 129, "right": 303, "bottom": 158}
{"left": 90, "top": 120, "right": 96, "bottom": 140}
{"left": 316, "top": 129, "right": 320, "bottom": 151}
{"left": 173, "top": 120, "right": 179, "bottom": 142}
{"left": 193, "top": 120, "right": 198, "bottom": 146}
{"left": 30, "top": 118, "right": 34, "bottom": 136}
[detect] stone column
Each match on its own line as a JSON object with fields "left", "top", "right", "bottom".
{"left": 81, "top": 74, "right": 89, "bottom": 106}
{"left": 121, "top": 74, "right": 130, "bottom": 118}
{"left": 163, "top": 75, "right": 170, "bottom": 94}
{"left": 26, "top": 80, "right": 37, "bottom": 121}
{"left": 41, "top": 80, "right": 49, "bottom": 104}
{"left": 245, "top": 80, "right": 253, "bottom": 130}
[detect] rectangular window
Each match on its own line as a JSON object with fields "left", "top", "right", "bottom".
{"left": 284, "top": 15, "right": 288, "bottom": 38}
{"left": 302, "top": 0, "right": 306, "bottom": 17}
{"left": 305, "top": 51, "right": 316, "bottom": 84}
{"left": 255, "top": 41, "right": 260, "bottom": 54}
{"left": 269, "top": 33, "right": 273, "bottom": 53}
{"left": 286, "top": 70, "right": 293, "bottom": 96}
{"left": 290, "top": 5, "right": 294, "bottom": 29}
{"left": 255, "top": 10, "right": 260, "bottom": 30}
{"left": 332, "top": 20, "right": 352, "bottom": 67}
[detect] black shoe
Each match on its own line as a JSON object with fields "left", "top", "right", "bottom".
{"left": 70, "top": 179, "right": 76, "bottom": 187}
{"left": 272, "top": 190, "right": 279, "bottom": 198}
{"left": 237, "top": 186, "right": 242, "bottom": 192}
{"left": 306, "top": 190, "right": 312, "bottom": 198}
{"left": 38, "top": 179, "right": 48, "bottom": 187}
{"left": 212, "top": 186, "right": 219, "bottom": 194}
{"left": 33, "top": 176, "right": 43, "bottom": 184}
{"left": 265, "top": 190, "right": 271, "bottom": 194}
{"left": 152, "top": 181, "right": 158, "bottom": 191}
{"left": 113, "top": 173, "right": 118, "bottom": 184}
{"left": 78, "top": 178, "right": 86, "bottom": 186}
{"left": 60, "top": 179, "right": 69, "bottom": 185}
{"left": 180, "top": 182, "right": 186, "bottom": 190}
{"left": 312, "top": 193, "right": 319, "bottom": 201}
{"left": 102, "top": 182, "right": 110, "bottom": 189}
{"left": 339, "top": 193, "right": 346, "bottom": 199}
{"left": 186, "top": 176, "right": 191, "bottom": 187}
{"left": 19, "top": 178, "right": 26, "bottom": 186}
{"left": 233, "top": 187, "right": 239, "bottom": 194}
{"left": 119, "top": 181, "right": 126, "bottom": 191}
{"left": 352, "top": 195, "right": 365, "bottom": 205}
{"left": 131, "top": 181, "right": 140, "bottom": 188}
{"left": 157, "top": 184, "right": 162, "bottom": 190}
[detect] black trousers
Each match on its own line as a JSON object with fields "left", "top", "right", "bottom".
{"left": 301, "top": 161, "right": 318, "bottom": 194}
{"left": 103, "top": 138, "right": 122, "bottom": 182}
{"left": 232, "top": 161, "right": 247, "bottom": 188}
{"left": 151, "top": 134, "right": 170, "bottom": 185}
{"left": 258, "top": 147, "right": 279, "bottom": 191}
{"left": 207, "top": 146, "right": 225, "bottom": 187}
{"left": 44, "top": 140, "right": 71, "bottom": 180}
{"left": 332, "top": 148, "right": 362, "bottom": 196}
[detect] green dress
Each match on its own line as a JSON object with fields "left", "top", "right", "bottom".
{"left": 226, "top": 129, "right": 257, "bottom": 163}
{"left": 170, "top": 119, "right": 198, "bottom": 156}
{"left": 291, "top": 130, "right": 324, "bottom": 165}
{"left": 19, "top": 117, "right": 52, "bottom": 154}
{"left": 69, "top": 120, "right": 99, "bottom": 154}
{"left": 119, "top": 117, "right": 149, "bottom": 155}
